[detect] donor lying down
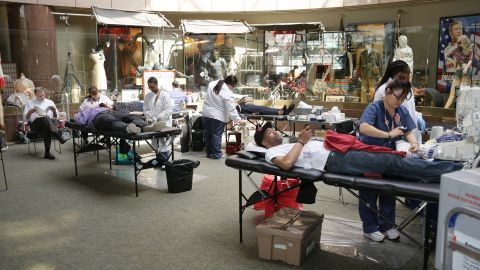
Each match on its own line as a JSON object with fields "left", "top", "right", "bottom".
{"left": 254, "top": 122, "right": 463, "bottom": 183}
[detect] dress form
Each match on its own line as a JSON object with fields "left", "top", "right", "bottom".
{"left": 90, "top": 50, "right": 108, "bottom": 90}
{"left": 393, "top": 35, "right": 414, "bottom": 79}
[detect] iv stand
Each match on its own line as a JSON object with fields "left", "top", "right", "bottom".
{"left": 59, "top": 15, "right": 84, "bottom": 120}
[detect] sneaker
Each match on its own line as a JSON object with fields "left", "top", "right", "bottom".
{"left": 44, "top": 152, "right": 56, "bottom": 160}
{"left": 126, "top": 123, "right": 141, "bottom": 134}
{"left": 285, "top": 104, "right": 296, "bottom": 115}
{"left": 382, "top": 229, "right": 400, "bottom": 241}
{"left": 143, "top": 121, "right": 166, "bottom": 132}
{"left": 364, "top": 231, "right": 385, "bottom": 242}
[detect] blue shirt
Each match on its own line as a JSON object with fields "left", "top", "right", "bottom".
{"left": 359, "top": 100, "right": 416, "bottom": 149}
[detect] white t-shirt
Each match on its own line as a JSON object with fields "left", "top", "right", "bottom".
{"left": 265, "top": 141, "right": 331, "bottom": 171}
{"left": 23, "top": 98, "right": 57, "bottom": 122}
{"left": 79, "top": 94, "right": 113, "bottom": 111}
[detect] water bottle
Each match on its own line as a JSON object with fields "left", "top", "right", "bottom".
{"left": 303, "top": 150, "right": 312, "bottom": 170}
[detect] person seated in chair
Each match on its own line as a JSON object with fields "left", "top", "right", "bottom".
{"left": 169, "top": 81, "right": 188, "bottom": 113}
{"left": 23, "top": 87, "right": 67, "bottom": 160}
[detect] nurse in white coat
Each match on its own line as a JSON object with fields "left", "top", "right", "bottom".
{"left": 144, "top": 77, "right": 173, "bottom": 161}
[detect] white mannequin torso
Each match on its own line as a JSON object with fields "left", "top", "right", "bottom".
{"left": 90, "top": 50, "right": 107, "bottom": 90}
{"left": 393, "top": 35, "right": 414, "bottom": 77}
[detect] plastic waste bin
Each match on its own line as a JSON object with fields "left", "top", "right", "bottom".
{"left": 165, "top": 159, "right": 200, "bottom": 193}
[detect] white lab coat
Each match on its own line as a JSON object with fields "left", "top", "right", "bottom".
{"left": 202, "top": 80, "right": 241, "bottom": 123}
{"left": 144, "top": 90, "right": 173, "bottom": 153}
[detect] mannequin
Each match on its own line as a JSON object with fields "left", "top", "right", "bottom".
{"left": 90, "top": 49, "right": 108, "bottom": 90}
{"left": 358, "top": 42, "right": 382, "bottom": 103}
{"left": 444, "top": 35, "right": 473, "bottom": 108}
{"left": 393, "top": 35, "right": 413, "bottom": 80}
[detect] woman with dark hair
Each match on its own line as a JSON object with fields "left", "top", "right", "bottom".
{"left": 202, "top": 75, "right": 244, "bottom": 159}
{"left": 358, "top": 79, "right": 419, "bottom": 242}
{"left": 374, "top": 60, "right": 418, "bottom": 140}
{"left": 80, "top": 86, "right": 113, "bottom": 111}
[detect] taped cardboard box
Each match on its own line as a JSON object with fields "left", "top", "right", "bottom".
{"left": 256, "top": 208, "right": 323, "bottom": 266}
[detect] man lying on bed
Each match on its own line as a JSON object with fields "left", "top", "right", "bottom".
{"left": 254, "top": 122, "right": 463, "bottom": 183}
{"left": 74, "top": 106, "right": 163, "bottom": 134}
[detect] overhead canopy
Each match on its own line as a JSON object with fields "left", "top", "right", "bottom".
{"left": 181, "top": 20, "right": 254, "bottom": 34}
{"left": 252, "top": 22, "right": 325, "bottom": 31}
{"left": 92, "top": 6, "right": 173, "bottom": 28}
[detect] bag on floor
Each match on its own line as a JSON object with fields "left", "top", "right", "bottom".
{"left": 115, "top": 148, "right": 134, "bottom": 165}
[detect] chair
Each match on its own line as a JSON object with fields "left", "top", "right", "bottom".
{"left": 26, "top": 128, "right": 62, "bottom": 156}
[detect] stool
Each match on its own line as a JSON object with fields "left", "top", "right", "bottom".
{"left": 226, "top": 131, "right": 241, "bottom": 155}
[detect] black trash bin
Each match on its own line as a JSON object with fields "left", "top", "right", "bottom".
{"left": 165, "top": 159, "right": 200, "bottom": 193}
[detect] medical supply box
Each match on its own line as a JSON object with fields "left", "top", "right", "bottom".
{"left": 256, "top": 208, "right": 323, "bottom": 266}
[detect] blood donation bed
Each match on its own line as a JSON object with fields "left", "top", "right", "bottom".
{"left": 225, "top": 150, "right": 439, "bottom": 270}
{"left": 66, "top": 121, "right": 182, "bottom": 196}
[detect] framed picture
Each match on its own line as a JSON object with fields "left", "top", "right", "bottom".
{"left": 436, "top": 14, "right": 480, "bottom": 93}
{"left": 346, "top": 22, "right": 395, "bottom": 76}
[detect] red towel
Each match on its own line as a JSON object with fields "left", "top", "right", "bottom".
{"left": 324, "top": 130, "right": 406, "bottom": 157}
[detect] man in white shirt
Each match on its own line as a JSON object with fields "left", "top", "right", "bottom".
{"left": 144, "top": 77, "right": 173, "bottom": 162}
{"left": 23, "top": 88, "right": 66, "bottom": 160}
{"left": 255, "top": 122, "right": 462, "bottom": 183}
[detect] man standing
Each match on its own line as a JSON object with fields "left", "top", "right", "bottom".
{"left": 23, "top": 88, "right": 67, "bottom": 160}
{"left": 144, "top": 77, "right": 173, "bottom": 161}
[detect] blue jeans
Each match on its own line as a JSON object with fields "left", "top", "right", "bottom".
{"left": 203, "top": 117, "right": 225, "bottom": 159}
{"left": 325, "top": 151, "right": 463, "bottom": 183}
{"left": 238, "top": 104, "right": 278, "bottom": 115}
{"left": 325, "top": 150, "right": 463, "bottom": 233}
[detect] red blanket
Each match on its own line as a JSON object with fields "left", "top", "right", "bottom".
{"left": 324, "top": 130, "right": 405, "bottom": 157}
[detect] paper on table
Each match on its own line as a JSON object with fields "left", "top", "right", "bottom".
{"left": 34, "top": 106, "right": 47, "bottom": 116}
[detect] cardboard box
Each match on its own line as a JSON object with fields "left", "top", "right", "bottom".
{"left": 256, "top": 208, "right": 323, "bottom": 266}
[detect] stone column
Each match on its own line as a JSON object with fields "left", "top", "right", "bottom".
{"left": 7, "top": 4, "right": 58, "bottom": 88}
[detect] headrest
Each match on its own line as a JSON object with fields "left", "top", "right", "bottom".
{"left": 239, "top": 142, "right": 267, "bottom": 159}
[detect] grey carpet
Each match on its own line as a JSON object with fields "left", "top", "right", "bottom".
{"left": 0, "top": 142, "right": 431, "bottom": 270}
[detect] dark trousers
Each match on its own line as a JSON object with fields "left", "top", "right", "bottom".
{"left": 203, "top": 117, "right": 225, "bottom": 159}
{"left": 238, "top": 104, "right": 278, "bottom": 115}
{"left": 29, "top": 117, "right": 59, "bottom": 152}
{"left": 93, "top": 111, "right": 147, "bottom": 132}
{"left": 325, "top": 150, "right": 463, "bottom": 233}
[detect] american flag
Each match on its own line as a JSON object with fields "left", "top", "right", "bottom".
{"left": 437, "top": 16, "right": 480, "bottom": 93}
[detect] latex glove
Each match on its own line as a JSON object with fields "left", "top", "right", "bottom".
{"left": 408, "top": 143, "right": 419, "bottom": 153}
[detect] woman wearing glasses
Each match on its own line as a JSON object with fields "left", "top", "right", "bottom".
{"left": 357, "top": 79, "right": 419, "bottom": 243}
{"left": 374, "top": 60, "right": 420, "bottom": 143}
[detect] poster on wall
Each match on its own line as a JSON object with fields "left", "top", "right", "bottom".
{"left": 436, "top": 14, "right": 480, "bottom": 93}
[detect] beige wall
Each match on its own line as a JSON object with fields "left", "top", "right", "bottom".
{"left": 0, "top": 0, "right": 446, "bottom": 11}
